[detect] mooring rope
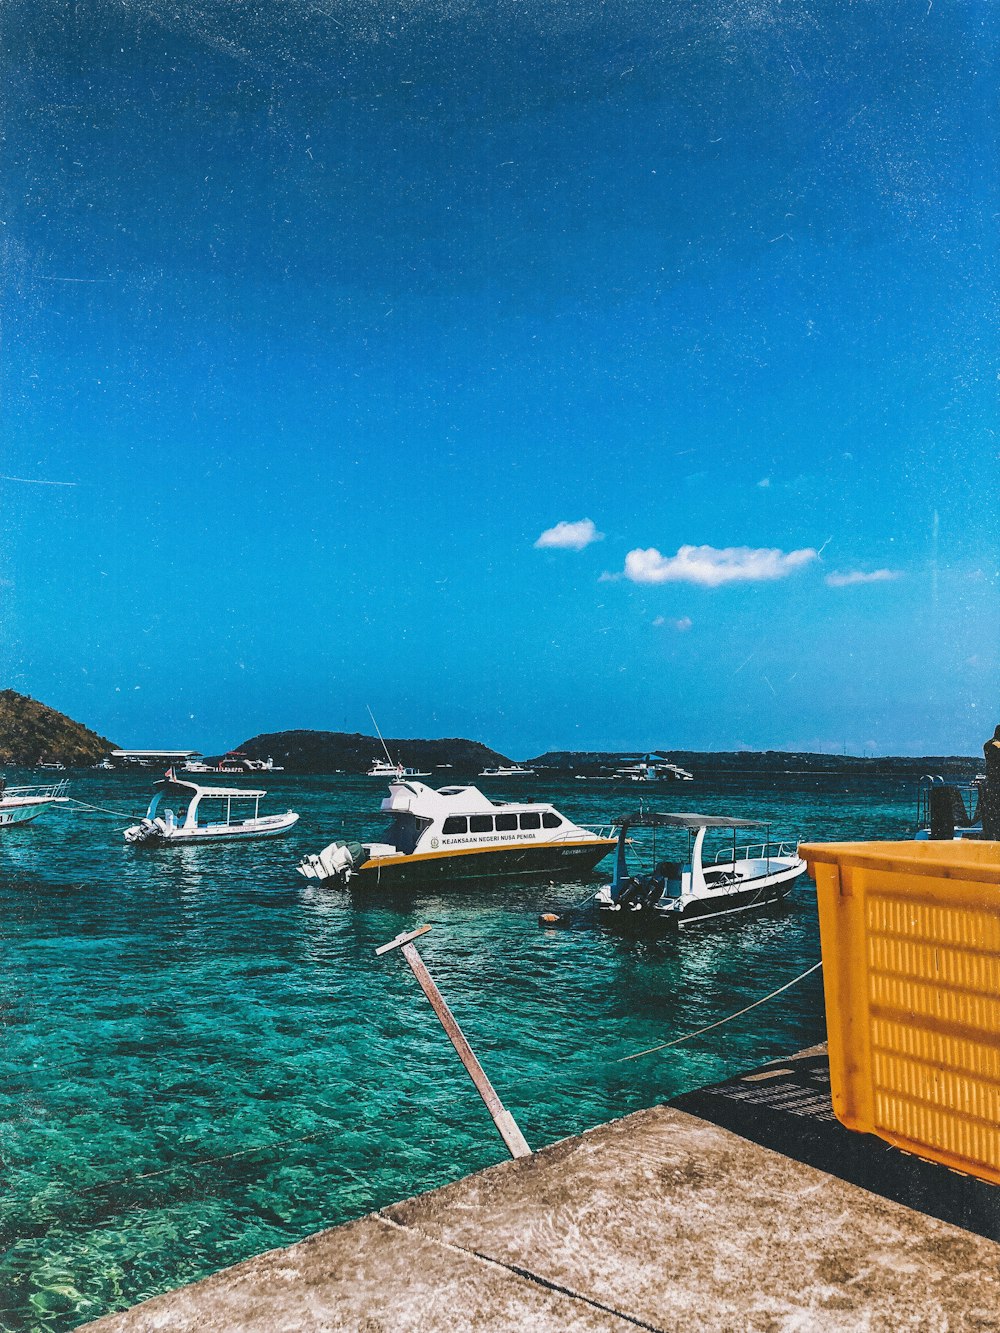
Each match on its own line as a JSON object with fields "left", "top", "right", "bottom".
{"left": 6, "top": 962, "right": 826, "bottom": 1212}
{"left": 617, "top": 959, "right": 823, "bottom": 1062}
{"left": 71, "top": 1123, "right": 367, "bottom": 1197}
{"left": 65, "top": 796, "right": 141, "bottom": 820}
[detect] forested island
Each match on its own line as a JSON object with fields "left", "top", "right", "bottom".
{"left": 236, "top": 729, "right": 510, "bottom": 774}
{"left": 0, "top": 690, "right": 983, "bottom": 779}
{"left": 0, "top": 690, "right": 115, "bottom": 767}
{"left": 236, "top": 730, "right": 980, "bottom": 780}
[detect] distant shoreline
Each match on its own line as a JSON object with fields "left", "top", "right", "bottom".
{"left": 0, "top": 691, "right": 985, "bottom": 774}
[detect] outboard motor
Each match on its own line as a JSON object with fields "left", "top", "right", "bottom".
{"left": 124, "top": 817, "right": 166, "bottom": 845}
{"left": 297, "top": 841, "right": 369, "bottom": 883}
{"left": 929, "top": 785, "right": 970, "bottom": 840}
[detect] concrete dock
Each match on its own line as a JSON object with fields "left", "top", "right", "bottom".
{"left": 83, "top": 1047, "right": 1000, "bottom": 1332}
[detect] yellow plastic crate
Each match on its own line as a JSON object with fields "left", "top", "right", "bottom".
{"left": 801, "top": 839, "right": 1000, "bottom": 1184}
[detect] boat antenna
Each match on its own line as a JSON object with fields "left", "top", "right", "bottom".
{"left": 367, "top": 706, "right": 395, "bottom": 767}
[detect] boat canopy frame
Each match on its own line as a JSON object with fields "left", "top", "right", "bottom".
{"left": 613, "top": 811, "right": 771, "bottom": 832}
{"left": 148, "top": 777, "right": 268, "bottom": 830}
{"left": 611, "top": 811, "right": 777, "bottom": 899}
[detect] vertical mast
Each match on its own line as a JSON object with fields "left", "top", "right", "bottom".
{"left": 367, "top": 706, "right": 396, "bottom": 767}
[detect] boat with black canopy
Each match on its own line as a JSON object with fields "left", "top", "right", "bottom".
{"left": 591, "top": 810, "right": 806, "bottom": 929}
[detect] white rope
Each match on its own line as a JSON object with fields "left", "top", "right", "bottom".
{"left": 618, "top": 960, "right": 823, "bottom": 1062}
{"left": 73, "top": 1123, "right": 365, "bottom": 1197}
{"left": 66, "top": 797, "right": 141, "bottom": 820}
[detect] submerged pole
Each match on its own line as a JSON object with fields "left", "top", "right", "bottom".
{"left": 376, "top": 925, "right": 531, "bottom": 1159}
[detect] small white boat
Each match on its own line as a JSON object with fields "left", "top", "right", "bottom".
{"left": 479, "top": 765, "right": 536, "bottom": 778}
{"left": 593, "top": 811, "right": 806, "bottom": 930}
{"left": 298, "top": 779, "right": 615, "bottom": 887}
{"left": 183, "top": 754, "right": 284, "bottom": 774}
{"left": 124, "top": 773, "right": 299, "bottom": 845}
{"left": 614, "top": 754, "right": 694, "bottom": 783}
{"left": 0, "top": 779, "right": 70, "bottom": 827}
{"left": 366, "top": 759, "right": 431, "bottom": 778}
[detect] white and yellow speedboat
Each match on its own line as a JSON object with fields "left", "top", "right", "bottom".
{"left": 297, "top": 780, "right": 615, "bottom": 887}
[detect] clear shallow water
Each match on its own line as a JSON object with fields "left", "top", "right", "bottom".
{"left": 0, "top": 770, "right": 917, "bottom": 1330}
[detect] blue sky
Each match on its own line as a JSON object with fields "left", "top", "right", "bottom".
{"left": 2, "top": 1, "right": 996, "bottom": 757}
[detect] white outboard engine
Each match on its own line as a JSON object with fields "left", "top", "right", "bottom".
{"left": 297, "top": 840, "right": 368, "bottom": 883}
{"left": 123, "top": 817, "right": 167, "bottom": 845}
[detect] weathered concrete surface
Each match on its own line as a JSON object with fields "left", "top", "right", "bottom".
{"left": 82, "top": 1105, "right": 1000, "bottom": 1333}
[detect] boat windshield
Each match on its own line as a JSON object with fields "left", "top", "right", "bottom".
{"left": 383, "top": 813, "right": 432, "bottom": 854}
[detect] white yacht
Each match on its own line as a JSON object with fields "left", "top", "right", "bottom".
{"left": 0, "top": 779, "right": 70, "bottom": 827}
{"left": 124, "top": 773, "right": 299, "bottom": 845}
{"left": 298, "top": 779, "right": 616, "bottom": 887}
{"left": 592, "top": 811, "right": 805, "bottom": 929}
{"left": 479, "top": 765, "right": 536, "bottom": 778}
{"left": 366, "top": 759, "right": 431, "bottom": 778}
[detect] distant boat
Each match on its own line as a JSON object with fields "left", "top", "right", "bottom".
{"left": 0, "top": 779, "right": 70, "bottom": 827}
{"left": 366, "top": 759, "right": 431, "bottom": 778}
{"left": 182, "top": 754, "right": 284, "bottom": 774}
{"left": 298, "top": 779, "right": 615, "bottom": 887}
{"left": 363, "top": 707, "right": 429, "bottom": 779}
{"left": 124, "top": 772, "right": 299, "bottom": 845}
{"left": 614, "top": 754, "right": 693, "bottom": 783}
{"left": 478, "top": 765, "right": 536, "bottom": 778}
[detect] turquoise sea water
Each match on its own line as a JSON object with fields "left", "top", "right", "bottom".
{"left": 1, "top": 770, "right": 921, "bottom": 1330}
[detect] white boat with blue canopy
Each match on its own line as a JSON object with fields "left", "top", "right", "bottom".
{"left": 593, "top": 810, "right": 806, "bottom": 929}
{"left": 124, "top": 773, "right": 299, "bottom": 845}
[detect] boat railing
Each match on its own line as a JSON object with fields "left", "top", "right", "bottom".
{"left": 714, "top": 840, "right": 797, "bottom": 864}
{"left": 581, "top": 823, "right": 618, "bottom": 840}
{"left": 915, "top": 775, "right": 983, "bottom": 832}
{"left": 5, "top": 780, "right": 70, "bottom": 799}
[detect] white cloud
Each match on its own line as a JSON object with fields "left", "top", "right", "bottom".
{"left": 825, "top": 568, "right": 902, "bottom": 587}
{"left": 654, "top": 614, "right": 693, "bottom": 631}
{"left": 757, "top": 477, "right": 771, "bottom": 489}
{"left": 623, "top": 543, "right": 817, "bottom": 587}
{"left": 534, "top": 518, "right": 604, "bottom": 551}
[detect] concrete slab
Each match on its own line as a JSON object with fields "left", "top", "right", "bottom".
{"left": 80, "top": 1211, "right": 629, "bottom": 1332}
{"left": 83, "top": 1105, "right": 1000, "bottom": 1332}
{"left": 673, "top": 1045, "right": 1000, "bottom": 1242}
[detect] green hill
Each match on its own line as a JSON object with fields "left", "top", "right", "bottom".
{"left": 237, "top": 730, "right": 511, "bottom": 775}
{"left": 0, "top": 690, "right": 115, "bottom": 767}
